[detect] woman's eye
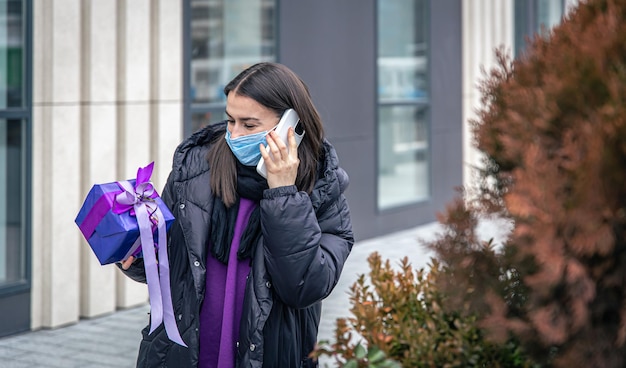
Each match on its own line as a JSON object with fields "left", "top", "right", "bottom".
{"left": 227, "top": 119, "right": 235, "bottom": 124}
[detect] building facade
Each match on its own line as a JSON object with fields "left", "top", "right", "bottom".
{"left": 0, "top": 0, "right": 577, "bottom": 337}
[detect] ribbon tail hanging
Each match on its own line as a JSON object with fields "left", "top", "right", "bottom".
{"left": 112, "top": 166, "right": 185, "bottom": 346}
{"left": 154, "top": 206, "right": 187, "bottom": 347}
{"left": 135, "top": 202, "right": 164, "bottom": 334}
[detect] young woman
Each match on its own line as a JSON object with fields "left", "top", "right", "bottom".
{"left": 120, "top": 62, "right": 354, "bottom": 367}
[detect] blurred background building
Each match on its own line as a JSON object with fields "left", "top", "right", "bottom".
{"left": 0, "top": 0, "right": 578, "bottom": 337}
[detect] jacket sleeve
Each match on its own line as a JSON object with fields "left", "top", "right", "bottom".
{"left": 117, "top": 170, "right": 178, "bottom": 284}
{"left": 260, "top": 185, "right": 354, "bottom": 309}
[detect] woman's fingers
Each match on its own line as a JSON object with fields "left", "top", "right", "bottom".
{"left": 287, "top": 127, "right": 299, "bottom": 157}
{"left": 264, "top": 128, "right": 298, "bottom": 164}
{"left": 121, "top": 256, "right": 135, "bottom": 270}
{"left": 265, "top": 130, "right": 288, "bottom": 160}
{"left": 260, "top": 128, "right": 300, "bottom": 188}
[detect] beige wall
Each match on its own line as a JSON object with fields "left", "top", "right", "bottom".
{"left": 461, "top": 0, "right": 515, "bottom": 192}
{"left": 461, "top": 0, "right": 581, "bottom": 191}
{"left": 31, "top": 0, "right": 182, "bottom": 329}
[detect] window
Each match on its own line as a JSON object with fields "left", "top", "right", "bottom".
{"left": 0, "top": 0, "right": 29, "bottom": 293}
{"left": 377, "top": 0, "right": 429, "bottom": 210}
{"left": 185, "top": 0, "right": 277, "bottom": 136}
{"left": 0, "top": 119, "right": 25, "bottom": 289}
{"left": 515, "top": 0, "right": 565, "bottom": 56}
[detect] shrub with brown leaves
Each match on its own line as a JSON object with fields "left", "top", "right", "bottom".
{"left": 431, "top": 0, "right": 626, "bottom": 366}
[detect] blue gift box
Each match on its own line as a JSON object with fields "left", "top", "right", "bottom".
{"left": 75, "top": 179, "right": 174, "bottom": 265}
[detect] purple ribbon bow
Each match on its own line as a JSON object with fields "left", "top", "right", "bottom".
{"left": 115, "top": 162, "right": 186, "bottom": 347}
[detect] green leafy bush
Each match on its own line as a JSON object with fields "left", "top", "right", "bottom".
{"left": 312, "top": 252, "right": 536, "bottom": 367}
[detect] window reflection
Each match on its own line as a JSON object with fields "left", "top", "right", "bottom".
{"left": 378, "top": 106, "right": 429, "bottom": 209}
{"left": 536, "top": 0, "right": 563, "bottom": 30}
{"left": 377, "top": 0, "right": 430, "bottom": 210}
{"left": 191, "top": 110, "right": 226, "bottom": 132}
{"left": 515, "top": 0, "right": 564, "bottom": 56}
{"left": 0, "top": 0, "right": 24, "bottom": 108}
{"left": 0, "top": 0, "right": 26, "bottom": 291}
{"left": 189, "top": 0, "right": 276, "bottom": 133}
{"left": 0, "top": 119, "right": 25, "bottom": 286}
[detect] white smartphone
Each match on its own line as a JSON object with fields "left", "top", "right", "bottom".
{"left": 256, "top": 108, "right": 306, "bottom": 178}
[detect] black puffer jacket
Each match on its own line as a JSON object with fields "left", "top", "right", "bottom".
{"left": 121, "top": 122, "right": 354, "bottom": 367}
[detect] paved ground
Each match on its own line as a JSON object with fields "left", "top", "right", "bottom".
{"left": 0, "top": 220, "right": 506, "bottom": 367}
{"left": 0, "top": 304, "right": 150, "bottom": 368}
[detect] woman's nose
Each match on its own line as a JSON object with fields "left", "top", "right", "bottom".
{"left": 230, "top": 123, "right": 245, "bottom": 139}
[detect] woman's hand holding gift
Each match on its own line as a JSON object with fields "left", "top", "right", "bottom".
{"left": 120, "top": 256, "right": 136, "bottom": 270}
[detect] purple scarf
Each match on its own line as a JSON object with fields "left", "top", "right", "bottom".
{"left": 198, "top": 198, "right": 256, "bottom": 368}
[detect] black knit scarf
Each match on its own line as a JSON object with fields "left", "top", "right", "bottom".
{"left": 209, "top": 162, "right": 268, "bottom": 264}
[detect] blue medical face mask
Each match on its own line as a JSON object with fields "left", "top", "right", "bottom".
{"left": 225, "top": 129, "right": 269, "bottom": 166}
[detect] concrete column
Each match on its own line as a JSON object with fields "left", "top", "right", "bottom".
{"left": 115, "top": 0, "right": 152, "bottom": 308}
{"left": 153, "top": 0, "right": 183, "bottom": 188}
{"left": 32, "top": 0, "right": 82, "bottom": 329}
{"left": 114, "top": 0, "right": 183, "bottom": 309}
{"left": 30, "top": 0, "right": 47, "bottom": 329}
{"left": 462, "top": 0, "right": 515, "bottom": 192}
{"left": 78, "top": 0, "right": 119, "bottom": 318}
{"left": 31, "top": 0, "right": 186, "bottom": 328}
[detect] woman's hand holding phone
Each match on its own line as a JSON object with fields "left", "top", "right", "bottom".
{"left": 256, "top": 109, "right": 305, "bottom": 180}
{"left": 259, "top": 127, "right": 300, "bottom": 189}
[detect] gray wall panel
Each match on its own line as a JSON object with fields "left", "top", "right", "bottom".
{"left": 279, "top": 0, "right": 462, "bottom": 241}
{"left": 430, "top": 0, "right": 463, "bottom": 216}
{"left": 278, "top": 0, "right": 376, "bottom": 142}
{"left": 330, "top": 138, "right": 378, "bottom": 240}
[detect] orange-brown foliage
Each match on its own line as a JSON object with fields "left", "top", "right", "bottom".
{"left": 432, "top": 0, "right": 626, "bottom": 366}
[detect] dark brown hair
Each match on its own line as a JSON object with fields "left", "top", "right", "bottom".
{"left": 207, "top": 62, "right": 325, "bottom": 207}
